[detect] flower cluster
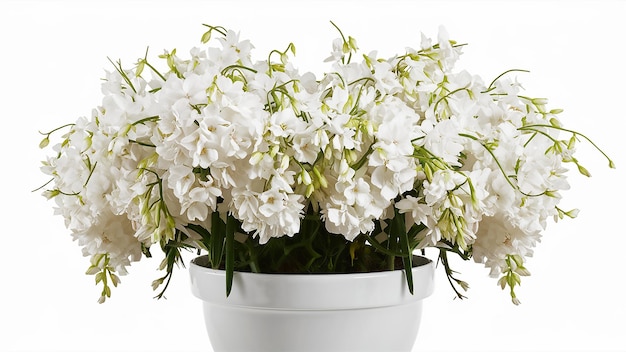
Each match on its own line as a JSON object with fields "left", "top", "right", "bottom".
{"left": 39, "top": 24, "right": 613, "bottom": 304}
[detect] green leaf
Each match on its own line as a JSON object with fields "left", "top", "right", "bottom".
{"left": 210, "top": 212, "right": 226, "bottom": 269}
{"left": 225, "top": 214, "right": 236, "bottom": 297}
{"left": 395, "top": 208, "right": 414, "bottom": 295}
{"left": 364, "top": 233, "right": 404, "bottom": 257}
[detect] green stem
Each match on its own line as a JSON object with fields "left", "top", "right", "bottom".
{"left": 485, "top": 69, "right": 530, "bottom": 92}
{"left": 519, "top": 124, "right": 615, "bottom": 168}
{"left": 221, "top": 64, "right": 258, "bottom": 76}
{"left": 438, "top": 249, "right": 467, "bottom": 300}
{"left": 132, "top": 115, "right": 160, "bottom": 126}
{"left": 364, "top": 234, "right": 404, "bottom": 257}
{"left": 107, "top": 57, "right": 137, "bottom": 94}
{"left": 329, "top": 21, "right": 354, "bottom": 64}
{"left": 38, "top": 123, "right": 75, "bottom": 137}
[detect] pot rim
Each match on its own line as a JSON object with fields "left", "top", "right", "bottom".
{"left": 191, "top": 254, "right": 432, "bottom": 277}
{"left": 189, "top": 255, "right": 435, "bottom": 310}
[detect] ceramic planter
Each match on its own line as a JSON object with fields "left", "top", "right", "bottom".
{"left": 189, "top": 255, "right": 435, "bottom": 352}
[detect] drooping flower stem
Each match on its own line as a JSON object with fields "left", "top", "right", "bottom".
{"left": 519, "top": 124, "right": 616, "bottom": 169}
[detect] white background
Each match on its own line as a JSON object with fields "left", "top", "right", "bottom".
{"left": 1, "top": 0, "right": 625, "bottom": 351}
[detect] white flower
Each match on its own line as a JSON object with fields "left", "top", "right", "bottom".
{"left": 324, "top": 37, "right": 345, "bottom": 63}
{"left": 396, "top": 195, "right": 435, "bottom": 234}
{"left": 343, "top": 177, "right": 372, "bottom": 208}
{"left": 373, "top": 61, "right": 403, "bottom": 95}
{"left": 236, "top": 188, "right": 305, "bottom": 244}
{"left": 322, "top": 202, "right": 366, "bottom": 241}
{"left": 39, "top": 24, "right": 609, "bottom": 303}
{"left": 423, "top": 169, "right": 466, "bottom": 206}
{"left": 423, "top": 118, "right": 465, "bottom": 167}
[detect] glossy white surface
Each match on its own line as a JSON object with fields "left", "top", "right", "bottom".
{"left": 189, "top": 256, "right": 435, "bottom": 352}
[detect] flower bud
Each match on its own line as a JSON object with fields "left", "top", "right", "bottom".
{"left": 565, "top": 208, "right": 580, "bottom": 218}
{"left": 270, "top": 145, "right": 279, "bottom": 157}
{"left": 280, "top": 154, "right": 290, "bottom": 171}
{"left": 85, "top": 266, "right": 100, "bottom": 275}
{"left": 39, "top": 137, "right": 49, "bottom": 148}
{"left": 313, "top": 166, "right": 328, "bottom": 188}
{"left": 498, "top": 276, "right": 507, "bottom": 290}
{"left": 577, "top": 164, "right": 591, "bottom": 177}
{"left": 109, "top": 273, "right": 121, "bottom": 287}
{"left": 250, "top": 152, "right": 264, "bottom": 165}
{"left": 549, "top": 117, "right": 561, "bottom": 128}
{"left": 43, "top": 189, "right": 60, "bottom": 199}
{"left": 345, "top": 149, "right": 357, "bottom": 165}
{"left": 348, "top": 36, "right": 358, "bottom": 51}
{"left": 152, "top": 278, "right": 164, "bottom": 291}
{"left": 135, "top": 60, "right": 145, "bottom": 77}
{"left": 305, "top": 184, "right": 315, "bottom": 198}
{"left": 95, "top": 272, "right": 105, "bottom": 284}
{"left": 201, "top": 30, "right": 212, "bottom": 43}
{"left": 300, "top": 169, "right": 312, "bottom": 185}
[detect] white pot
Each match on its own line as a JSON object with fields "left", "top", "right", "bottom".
{"left": 189, "top": 255, "right": 435, "bottom": 352}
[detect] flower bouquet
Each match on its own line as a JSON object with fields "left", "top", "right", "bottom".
{"left": 38, "top": 23, "right": 613, "bottom": 305}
